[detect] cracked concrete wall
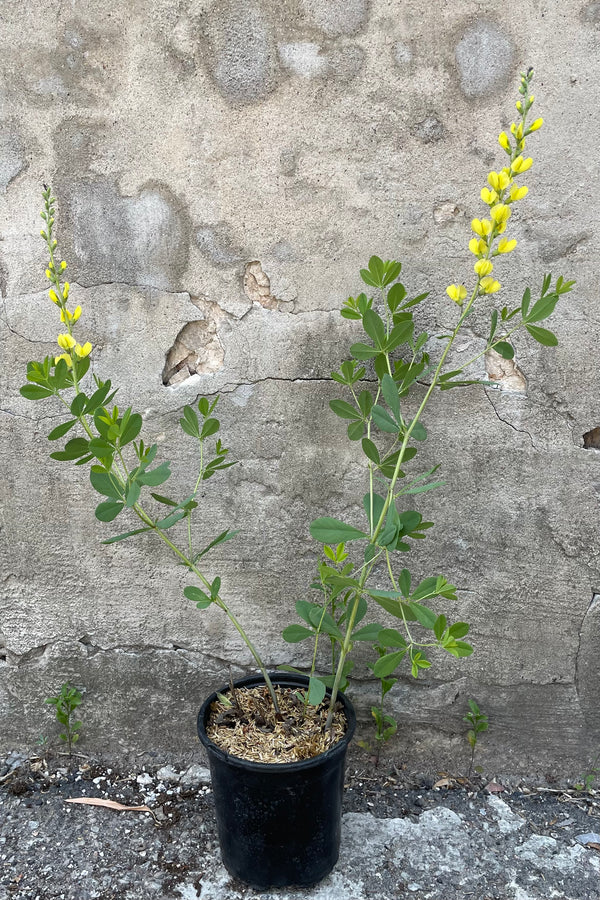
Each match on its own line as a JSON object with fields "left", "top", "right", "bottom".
{"left": 1, "top": 0, "right": 600, "bottom": 772}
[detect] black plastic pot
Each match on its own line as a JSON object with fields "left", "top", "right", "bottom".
{"left": 197, "top": 673, "right": 356, "bottom": 889}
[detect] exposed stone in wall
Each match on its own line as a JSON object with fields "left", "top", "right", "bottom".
{"left": 433, "top": 201, "right": 463, "bottom": 225}
{"left": 485, "top": 349, "right": 527, "bottom": 393}
{"left": 59, "top": 180, "right": 189, "bottom": 291}
{"left": 411, "top": 114, "right": 445, "bottom": 144}
{"left": 301, "top": 0, "right": 368, "bottom": 37}
{"left": 208, "top": 1, "right": 277, "bottom": 105}
{"left": 279, "top": 43, "right": 328, "bottom": 79}
{"left": 455, "top": 20, "right": 516, "bottom": 98}
{"left": 581, "top": 1, "right": 600, "bottom": 24}
{"left": 243, "top": 261, "right": 294, "bottom": 311}
{"left": 162, "top": 296, "right": 227, "bottom": 386}
{"left": 393, "top": 41, "right": 413, "bottom": 68}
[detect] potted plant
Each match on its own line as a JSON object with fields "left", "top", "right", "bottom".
{"left": 19, "top": 68, "right": 571, "bottom": 888}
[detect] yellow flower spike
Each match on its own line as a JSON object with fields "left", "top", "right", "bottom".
{"left": 446, "top": 284, "right": 467, "bottom": 305}
{"left": 48, "top": 289, "right": 59, "bottom": 304}
{"left": 490, "top": 203, "right": 511, "bottom": 224}
{"left": 57, "top": 333, "right": 76, "bottom": 350}
{"left": 480, "top": 187, "right": 498, "bottom": 205}
{"left": 528, "top": 117, "right": 543, "bottom": 133}
{"left": 509, "top": 184, "right": 528, "bottom": 202}
{"left": 72, "top": 305, "right": 82, "bottom": 322}
{"left": 511, "top": 156, "right": 533, "bottom": 174}
{"left": 498, "top": 132, "right": 510, "bottom": 151}
{"left": 474, "top": 259, "right": 493, "bottom": 277}
{"left": 54, "top": 353, "right": 73, "bottom": 368}
{"left": 497, "top": 238, "right": 517, "bottom": 254}
{"left": 471, "top": 218, "right": 492, "bottom": 237}
{"left": 74, "top": 342, "right": 92, "bottom": 358}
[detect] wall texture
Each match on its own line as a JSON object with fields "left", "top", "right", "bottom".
{"left": 1, "top": 0, "right": 600, "bottom": 772}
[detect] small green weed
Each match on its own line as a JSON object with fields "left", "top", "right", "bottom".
{"left": 45, "top": 683, "right": 83, "bottom": 755}
{"left": 464, "top": 699, "right": 488, "bottom": 777}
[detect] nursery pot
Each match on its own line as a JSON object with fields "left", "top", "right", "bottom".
{"left": 197, "top": 673, "right": 356, "bottom": 889}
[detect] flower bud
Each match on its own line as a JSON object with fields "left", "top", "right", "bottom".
{"left": 498, "top": 132, "right": 510, "bottom": 151}
{"left": 49, "top": 289, "right": 59, "bottom": 304}
{"left": 527, "top": 117, "right": 543, "bottom": 133}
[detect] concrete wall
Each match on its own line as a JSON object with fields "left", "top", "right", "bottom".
{"left": 2, "top": 0, "right": 600, "bottom": 772}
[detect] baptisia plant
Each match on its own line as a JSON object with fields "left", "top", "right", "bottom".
{"left": 281, "top": 67, "right": 574, "bottom": 733}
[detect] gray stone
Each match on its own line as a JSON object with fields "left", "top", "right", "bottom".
{"left": 411, "top": 114, "right": 445, "bottom": 144}
{"left": 581, "top": 1, "right": 600, "bottom": 24}
{"left": 393, "top": 40, "right": 413, "bottom": 67}
{"left": 180, "top": 764, "right": 211, "bottom": 786}
{"left": 209, "top": 2, "right": 277, "bottom": 105}
{"left": 301, "top": 0, "right": 368, "bottom": 37}
{"left": 455, "top": 20, "right": 516, "bottom": 97}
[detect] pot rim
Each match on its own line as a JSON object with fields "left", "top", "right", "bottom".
{"left": 197, "top": 672, "right": 356, "bottom": 773}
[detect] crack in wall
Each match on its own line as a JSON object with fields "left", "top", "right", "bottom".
{"left": 484, "top": 389, "right": 537, "bottom": 450}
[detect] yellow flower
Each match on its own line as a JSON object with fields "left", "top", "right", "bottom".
{"left": 74, "top": 342, "right": 92, "bottom": 358}
{"left": 529, "top": 94, "right": 534, "bottom": 104}
{"left": 511, "top": 156, "right": 533, "bottom": 174}
{"left": 498, "top": 132, "right": 510, "bottom": 151}
{"left": 54, "top": 353, "right": 73, "bottom": 367}
{"left": 490, "top": 203, "right": 511, "bottom": 224}
{"left": 63, "top": 282, "right": 70, "bottom": 299}
{"left": 446, "top": 284, "right": 467, "bottom": 305}
{"left": 60, "top": 260, "right": 67, "bottom": 270}
{"left": 45, "top": 269, "right": 52, "bottom": 279}
{"left": 474, "top": 259, "right": 493, "bottom": 277}
{"left": 487, "top": 170, "right": 511, "bottom": 192}
{"left": 469, "top": 237, "right": 487, "bottom": 256}
{"left": 471, "top": 218, "right": 492, "bottom": 237}
{"left": 510, "top": 122, "right": 517, "bottom": 135}
{"left": 72, "top": 305, "right": 82, "bottom": 322}
{"left": 480, "top": 188, "right": 498, "bottom": 205}
{"left": 60, "top": 308, "right": 72, "bottom": 323}
{"left": 49, "top": 289, "right": 59, "bottom": 304}
{"left": 57, "top": 333, "right": 76, "bottom": 350}
{"left": 528, "top": 117, "right": 543, "bottom": 133}
{"left": 509, "top": 184, "right": 528, "bottom": 202}
{"left": 515, "top": 122, "right": 524, "bottom": 141}
{"left": 480, "top": 276, "right": 501, "bottom": 294}
{"left": 496, "top": 221, "right": 507, "bottom": 234}
{"left": 497, "top": 238, "right": 517, "bottom": 254}
{"left": 516, "top": 100, "right": 523, "bottom": 112}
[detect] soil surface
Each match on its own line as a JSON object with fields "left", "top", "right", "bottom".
{"left": 1, "top": 747, "right": 600, "bottom": 900}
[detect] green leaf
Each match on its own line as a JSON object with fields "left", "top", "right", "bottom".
{"left": 95, "top": 500, "right": 124, "bottom": 522}
{"left": 201, "top": 418, "right": 220, "bottom": 439}
{"left": 282, "top": 624, "right": 313, "bottom": 643}
{"left": 360, "top": 268, "right": 379, "bottom": 288}
{"left": 296, "top": 600, "right": 323, "bottom": 625}
{"left": 363, "top": 309, "right": 387, "bottom": 350}
{"left": 102, "top": 526, "right": 152, "bottom": 544}
{"left": 387, "top": 281, "right": 406, "bottom": 311}
{"left": 138, "top": 462, "right": 171, "bottom": 486}
{"left": 347, "top": 420, "right": 364, "bottom": 441}
{"left": 150, "top": 493, "right": 178, "bottom": 506}
{"left": 378, "top": 628, "right": 407, "bottom": 649}
{"left": 90, "top": 468, "right": 123, "bottom": 500}
{"left": 410, "top": 420, "right": 427, "bottom": 442}
{"left": 47, "top": 420, "right": 77, "bottom": 441}
{"left": 350, "top": 342, "right": 378, "bottom": 360}
{"left": 210, "top": 576, "right": 221, "bottom": 600}
{"left": 362, "top": 438, "right": 380, "bottom": 464}
{"left": 182, "top": 406, "right": 199, "bottom": 436}
{"left": 373, "top": 650, "right": 406, "bottom": 678}
{"left": 183, "top": 585, "right": 212, "bottom": 607}
{"left": 70, "top": 394, "right": 86, "bottom": 417}
{"left": 386, "top": 319, "right": 414, "bottom": 352}
{"left": 494, "top": 341, "right": 514, "bottom": 360}
{"left": 307, "top": 676, "right": 327, "bottom": 706}
{"left": 541, "top": 273, "right": 552, "bottom": 296}
{"left": 352, "top": 623, "right": 382, "bottom": 642}
{"left": 526, "top": 324, "right": 558, "bottom": 346}
{"left": 363, "top": 492, "right": 385, "bottom": 531}
{"left": 448, "top": 621, "right": 470, "bottom": 638}
{"left": 381, "top": 373, "right": 400, "bottom": 422}
{"left": 88, "top": 438, "right": 114, "bottom": 459}
{"left": 50, "top": 438, "right": 90, "bottom": 461}
{"left": 125, "top": 481, "right": 141, "bottom": 508}
{"left": 156, "top": 508, "right": 186, "bottom": 529}
{"left": 434, "top": 614, "right": 447, "bottom": 641}
{"left": 488, "top": 309, "right": 498, "bottom": 344}
{"left": 399, "top": 568, "right": 411, "bottom": 597}
{"left": 120, "top": 413, "right": 143, "bottom": 447}
{"left": 408, "top": 602, "right": 438, "bottom": 629}
{"left": 399, "top": 510, "right": 421, "bottom": 533}
{"left": 198, "top": 398, "right": 210, "bottom": 417}
{"left": 371, "top": 405, "right": 399, "bottom": 433}
{"left": 526, "top": 294, "right": 559, "bottom": 324}
{"left": 382, "top": 261, "right": 402, "bottom": 287}
{"left": 357, "top": 390, "right": 373, "bottom": 417}
{"left": 310, "top": 518, "right": 367, "bottom": 543}
{"left": 330, "top": 399, "right": 361, "bottom": 420}
{"left": 521, "top": 287, "right": 531, "bottom": 316}
{"left": 194, "top": 529, "right": 239, "bottom": 561}
{"left": 20, "top": 384, "right": 54, "bottom": 401}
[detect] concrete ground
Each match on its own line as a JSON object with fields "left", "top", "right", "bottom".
{"left": 1, "top": 750, "right": 600, "bottom": 900}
